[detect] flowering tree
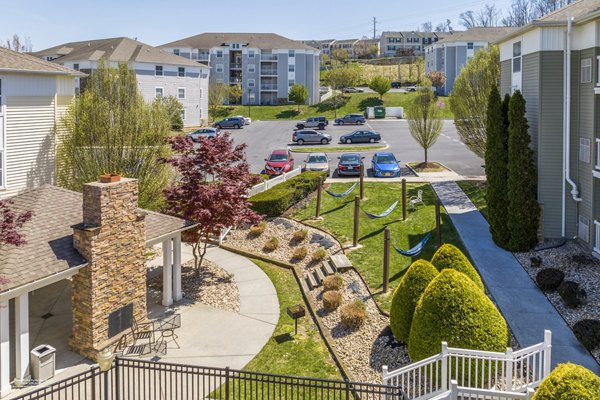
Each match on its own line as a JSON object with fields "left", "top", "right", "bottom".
{"left": 163, "top": 133, "right": 261, "bottom": 274}
{"left": 0, "top": 199, "right": 33, "bottom": 285}
{"left": 425, "top": 71, "right": 447, "bottom": 91}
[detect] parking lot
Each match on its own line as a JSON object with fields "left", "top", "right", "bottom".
{"left": 227, "top": 119, "right": 485, "bottom": 178}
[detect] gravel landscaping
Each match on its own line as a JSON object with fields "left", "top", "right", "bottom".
{"left": 514, "top": 240, "right": 600, "bottom": 363}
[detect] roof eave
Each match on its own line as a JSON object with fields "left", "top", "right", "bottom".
{"left": 0, "top": 68, "right": 87, "bottom": 77}
{"left": 493, "top": 20, "right": 567, "bottom": 44}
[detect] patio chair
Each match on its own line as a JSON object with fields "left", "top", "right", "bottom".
{"left": 409, "top": 190, "right": 424, "bottom": 210}
{"left": 154, "top": 313, "right": 181, "bottom": 350}
{"left": 113, "top": 332, "right": 151, "bottom": 357}
{"left": 131, "top": 316, "right": 155, "bottom": 348}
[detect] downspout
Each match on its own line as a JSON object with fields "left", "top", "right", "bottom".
{"left": 563, "top": 16, "right": 582, "bottom": 237}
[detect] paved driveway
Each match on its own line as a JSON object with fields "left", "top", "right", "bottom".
{"left": 228, "top": 119, "right": 484, "bottom": 178}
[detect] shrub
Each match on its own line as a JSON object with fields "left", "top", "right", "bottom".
{"left": 311, "top": 248, "right": 327, "bottom": 263}
{"left": 536, "top": 268, "right": 564, "bottom": 291}
{"left": 408, "top": 269, "right": 509, "bottom": 361}
{"left": 249, "top": 171, "right": 327, "bottom": 217}
{"left": 292, "top": 246, "right": 308, "bottom": 261}
{"left": 323, "top": 274, "right": 344, "bottom": 292}
{"left": 249, "top": 221, "right": 267, "bottom": 237}
{"left": 558, "top": 281, "right": 587, "bottom": 309}
{"left": 573, "top": 320, "right": 600, "bottom": 352}
{"left": 340, "top": 300, "right": 367, "bottom": 329}
{"left": 533, "top": 363, "right": 600, "bottom": 400}
{"left": 530, "top": 256, "right": 542, "bottom": 268}
{"left": 263, "top": 237, "right": 279, "bottom": 252}
{"left": 323, "top": 290, "right": 342, "bottom": 311}
{"left": 430, "top": 244, "right": 484, "bottom": 290}
{"left": 292, "top": 229, "right": 308, "bottom": 243}
{"left": 316, "top": 94, "right": 350, "bottom": 112}
{"left": 390, "top": 260, "right": 439, "bottom": 343}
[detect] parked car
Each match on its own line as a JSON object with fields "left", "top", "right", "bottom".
{"left": 391, "top": 81, "right": 401, "bottom": 88}
{"left": 264, "top": 149, "right": 294, "bottom": 177}
{"left": 405, "top": 86, "right": 417, "bottom": 92}
{"left": 371, "top": 152, "right": 401, "bottom": 177}
{"left": 335, "top": 114, "right": 366, "bottom": 125}
{"left": 296, "top": 116, "right": 329, "bottom": 130}
{"left": 292, "top": 129, "right": 332, "bottom": 145}
{"left": 232, "top": 115, "right": 251, "bottom": 125}
{"left": 343, "top": 87, "right": 364, "bottom": 93}
{"left": 337, "top": 153, "right": 364, "bottom": 176}
{"left": 186, "top": 128, "right": 219, "bottom": 142}
{"left": 304, "top": 153, "right": 330, "bottom": 175}
{"left": 339, "top": 130, "right": 381, "bottom": 144}
{"left": 213, "top": 117, "right": 245, "bottom": 129}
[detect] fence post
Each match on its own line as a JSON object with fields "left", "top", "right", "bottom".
{"left": 91, "top": 367, "right": 97, "bottom": 400}
{"left": 114, "top": 357, "right": 120, "bottom": 400}
{"left": 401, "top": 178, "right": 407, "bottom": 221}
{"left": 360, "top": 164, "right": 365, "bottom": 200}
{"left": 345, "top": 378, "right": 351, "bottom": 400}
{"left": 505, "top": 347, "right": 514, "bottom": 392}
{"left": 383, "top": 228, "right": 390, "bottom": 293}
{"left": 441, "top": 342, "right": 449, "bottom": 390}
{"left": 543, "top": 330, "right": 552, "bottom": 379}
{"left": 526, "top": 387, "right": 536, "bottom": 399}
{"left": 353, "top": 196, "right": 360, "bottom": 247}
{"left": 435, "top": 197, "right": 442, "bottom": 248}
{"left": 450, "top": 380, "right": 458, "bottom": 400}
{"left": 316, "top": 176, "right": 323, "bottom": 219}
{"left": 225, "top": 366, "right": 230, "bottom": 400}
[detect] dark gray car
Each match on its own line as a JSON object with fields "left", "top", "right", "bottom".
{"left": 292, "top": 129, "right": 332, "bottom": 145}
{"left": 213, "top": 117, "right": 245, "bottom": 129}
{"left": 339, "top": 130, "right": 381, "bottom": 144}
{"left": 335, "top": 114, "right": 366, "bottom": 125}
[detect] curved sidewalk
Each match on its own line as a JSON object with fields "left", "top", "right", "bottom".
{"left": 432, "top": 181, "right": 600, "bottom": 373}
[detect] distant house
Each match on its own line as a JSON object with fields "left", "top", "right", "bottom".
{"left": 496, "top": 0, "right": 600, "bottom": 251}
{"left": 302, "top": 39, "right": 336, "bottom": 55}
{"left": 354, "top": 39, "right": 380, "bottom": 59}
{"left": 379, "top": 31, "right": 445, "bottom": 57}
{"left": 159, "top": 33, "right": 320, "bottom": 106}
{"left": 34, "top": 37, "right": 210, "bottom": 127}
{"left": 425, "top": 27, "right": 516, "bottom": 95}
{"left": 330, "top": 39, "right": 360, "bottom": 59}
{"left": 0, "top": 48, "right": 83, "bottom": 199}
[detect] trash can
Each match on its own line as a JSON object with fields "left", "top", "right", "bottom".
{"left": 30, "top": 344, "right": 56, "bottom": 382}
{"left": 374, "top": 106, "right": 386, "bottom": 119}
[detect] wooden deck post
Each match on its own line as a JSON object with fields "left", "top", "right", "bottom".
{"left": 353, "top": 196, "right": 360, "bottom": 247}
{"left": 360, "top": 164, "right": 365, "bottom": 200}
{"left": 402, "top": 178, "right": 407, "bottom": 221}
{"left": 315, "top": 176, "right": 323, "bottom": 219}
{"left": 383, "top": 228, "right": 390, "bottom": 293}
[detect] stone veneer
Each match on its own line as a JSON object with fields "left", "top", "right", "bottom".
{"left": 69, "top": 178, "right": 147, "bottom": 360}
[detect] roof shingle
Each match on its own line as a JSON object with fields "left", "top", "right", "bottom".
{"left": 0, "top": 47, "right": 84, "bottom": 76}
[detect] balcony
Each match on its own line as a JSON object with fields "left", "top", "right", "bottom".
{"left": 192, "top": 53, "right": 210, "bottom": 61}
{"left": 230, "top": 77, "right": 242, "bottom": 84}
{"left": 261, "top": 68, "right": 278, "bottom": 76}
{"left": 594, "top": 220, "right": 600, "bottom": 255}
{"left": 261, "top": 54, "right": 278, "bottom": 61}
{"left": 260, "top": 83, "right": 278, "bottom": 91}
{"left": 230, "top": 63, "right": 242, "bottom": 69}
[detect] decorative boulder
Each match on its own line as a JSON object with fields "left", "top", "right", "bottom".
{"left": 430, "top": 243, "right": 484, "bottom": 290}
{"left": 389, "top": 260, "right": 439, "bottom": 343}
{"left": 533, "top": 363, "right": 600, "bottom": 400}
{"left": 408, "top": 269, "right": 508, "bottom": 361}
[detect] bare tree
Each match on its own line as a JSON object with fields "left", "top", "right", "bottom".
{"left": 421, "top": 21, "right": 433, "bottom": 32}
{"left": 3, "top": 34, "right": 32, "bottom": 52}
{"left": 459, "top": 11, "right": 478, "bottom": 29}
{"left": 477, "top": 4, "right": 501, "bottom": 27}
{"left": 502, "top": 0, "right": 536, "bottom": 27}
{"left": 533, "top": 0, "right": 573, "bottom": 17}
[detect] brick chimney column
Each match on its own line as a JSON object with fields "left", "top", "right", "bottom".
{"left": 69, "top": 178, "right": 147, "bottom": 360}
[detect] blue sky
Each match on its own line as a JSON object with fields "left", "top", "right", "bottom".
{"left": 2, "top": 0, "right": 514, "bottom": 50}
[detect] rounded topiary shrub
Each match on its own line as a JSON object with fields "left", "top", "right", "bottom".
{"left": 533, "top": 363, "right": 600, "bottom": 400}
{"left": 408, "top": 269, "right": 509, "bottom": 361}
{"left": 573, "top": 320, "right": 600, "bottom": 351}
{"left": 558, "top": 281, "right": 587, "bottom": 309}
{"left": 536, "top": 268, "right": 564, "bottom": 291}
{"left": 323, "top": 290, "right": 342, "bottom": 311}
{"left": 323, "top": 274, "right": 344, "bottom": 292}
{"left": 430, "top": 244, "right": 483, "bottom": 290}
{"left": 389, "top": 259, "right": 439, "bottom": 343}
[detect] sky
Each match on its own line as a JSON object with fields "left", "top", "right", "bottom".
{"left": 1, "top": 0, "right": 515, "bottom": 50}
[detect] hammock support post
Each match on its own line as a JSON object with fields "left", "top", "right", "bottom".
{"left": 383, "top": 228, "right": 390, "bottom": 293}
{"left": 353, "top": 195, "right": 360, "bottom": 247}
{"left": 435, "top": 197, "right": 442, "bottom": 248}
{"left": 360, "top": 164, "right": 365, "bottom": 200}
{"left": 315, "top": 176, "right": 323, "bottom": 219}
{"left": 402, "top": 178, "right": 407, "bottom": 221}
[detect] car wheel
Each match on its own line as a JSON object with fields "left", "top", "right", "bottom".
{"left": 297, "top": 124, "right": 305, "bottom": 129}
{"left": 346, "top": 139, "right": 352, "bottom": 144}
{"left": 234, "top": 124, "right": 240, "bottom": 129}
{"left": 318, "top": 124, "right": 325, "bottom": 130}
{"left": 359, "top": 120, "right": 365, "bottom": 125}
{"left": 370, "top": 138, "right": 375, "bottom": 143}
{"left": 215, "top": 124, "right": 221, "bottom": 129}
{"left": 298, "top": 139, "right": 304, "bottom": 145}
{"left": 338, "top": 121, "right": 344, "bottom": 126}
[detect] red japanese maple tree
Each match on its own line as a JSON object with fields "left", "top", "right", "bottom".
{"left": 0, "top": 199, "right": 33, "bottom": 285}
{"left": 163, "top": 133, "right": 261, "bottom": 274}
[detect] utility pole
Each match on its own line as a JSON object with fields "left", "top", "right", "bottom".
{"left": 372, "top": 17, "right": 378, "bottom": 40}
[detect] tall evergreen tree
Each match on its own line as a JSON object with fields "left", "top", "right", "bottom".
{"left": 506, "top": 90, "right": 539, "bottom": 251}
{"left": 485, "top": 86, "right": 510, "bottom": 247}
{"left": 502, "top": 93, "right": 511, "bottom": 131}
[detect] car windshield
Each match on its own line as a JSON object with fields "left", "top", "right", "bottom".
{"left": 269, "top": 154, "right": 288, "bottom": 162}
{"left": 375, "top": 155, "right": 397, "bottom": 164}
{"left": 341, "top": 155, "right": 360, "bottom": 163}
{"left": 307, "top": 155, "right": 327, "bottom": 163}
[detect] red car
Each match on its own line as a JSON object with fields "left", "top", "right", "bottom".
{"left": 264, "top": 149, "right": 294, "bottom": 177}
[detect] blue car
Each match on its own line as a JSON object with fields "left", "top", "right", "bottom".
{"left": 371, "top": 152, "right": 401, "bottom": 177}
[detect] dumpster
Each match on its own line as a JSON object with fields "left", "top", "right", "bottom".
{"left": 31, "top": 344, "right": 56, "bottom": 382}
{"left": 374, "top": 106, "right": 386, "bottom": 119}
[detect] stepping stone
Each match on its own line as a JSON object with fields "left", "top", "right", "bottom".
{"left": 273, "top": 218, "right": 294, "bottom": 229}
{"left": 321, "top": 260, "right": 336, "bottom": 276}
{"left": 314, "top": 268, "right": 326, "bottom": 285}
{"left": 330, "top": 254, "right": 353, "bottom": 272}
{"left": 310, "top": 233, "right": 336, "bottom": 249}
{"left": 306, "top": 273, "right": 318, "bottom": 290}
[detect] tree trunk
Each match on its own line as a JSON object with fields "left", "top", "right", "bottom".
{"left": 193, "top": 231, "right": 211, "bottom": 277}
{"left": 424, "top": 148, "right": 428, "bottom": 164}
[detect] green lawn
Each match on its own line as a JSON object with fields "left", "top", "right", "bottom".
{"left": 456, "top": 180, "right": 488, "bottom": 220}
{"left": 243, "top": 259, "right": 341, "bottom": 379}
{"left": 291, "top": 182, "right": 466, "bottom": 312}
{"left": 222, "top": 92, "right": 453, "bottom": 121}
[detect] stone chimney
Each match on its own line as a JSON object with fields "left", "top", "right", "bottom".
{"left": 69, "top": 177, "right": 147, "bottom": 360}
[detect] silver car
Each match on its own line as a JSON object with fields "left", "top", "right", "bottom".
{"left": 292, "top": 130, "right": 332, "bottom": 145}
{"left": 186, "top": 128, "right": 219, "bottom": 142}
{"left": 304, "top": 153, "right": 330, "bottom": 175}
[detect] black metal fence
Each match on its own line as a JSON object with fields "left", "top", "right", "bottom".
{"left": 14, "top": 357, "right": 404, "bottom": 400}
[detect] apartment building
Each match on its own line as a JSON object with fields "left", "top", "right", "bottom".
{"left": 34, "top": 37, "right": 210, "bottom": 127}
{"left": 159, "top": 33, "right": 320, "bottom": 106}
{"left": 425, "top": 27, "right": 516, "bottom": 95}
{"left": 329, "top": 39, "right": 360, "bottom": 58}
{"left": 302, "top": 39, "right": 336, "bottom": 55}
{"left": 380, "top": 31, "right": 445, "bottom": 57}
{"left": 496, "top": 0, "right": 600, "bottom": 253}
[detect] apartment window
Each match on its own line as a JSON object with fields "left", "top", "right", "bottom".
{"left": 178, "top": 87, "right": 186, "bottom": 99}
{"left": 288, "top": 50, "right": 295, "bottom": 57}
{"left": 199, "top": 108, "right": 203, "bottom": 118}
{"left": 288, "top": 64, "right": 295, "bottom": 72}
{"left": 174, "top": 49, "right": 180, "bottom": 56}
{"left": 181, "top": 109, "right": 186, "bottom": 121}
{"left": 512, "top": 41, "right": 521, "bottom": 73}
{"left": 289, "top": 79, "right": 295, "bottom": 87}
{"left": 248, "top": 79, "right": 255, "bottom": 88}
{"left": 155, "top": 65, "right": 163, "bottom": 76}
{"left": 178, "top": 67, "right": 185, "bottom": 77}
{"left": 199, "top": 88, "right": 203, "bottom": 98}
{"left": 249, "top": 92, "right": 256, "bottom": 104}
{"left": 216, "top": 50, "right": 223, "bottom": 57}
{"left": 581, "top": 58, "right": 592, "bottom": 83}
{"left": 580, "top": 138, "right": 591, "bottom": 163}
{"left": 73, "top": 63, "right": 79, "bottom": 71}
{"left": 216, "top": 64, "right": 224, "bottom": 73}
{"left": 249, "top": 50, "right": 255, "bottom": 58}
{"left": 248, "top": 64, "right": 255, "bottom": 73}
{"left": 467, "top": 42, "right": 474, "bottom": 50}
{"left": 155, "top": 87, "right": 164, "bottom": 98}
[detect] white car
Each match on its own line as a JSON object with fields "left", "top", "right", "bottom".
{"left": 232, "top": 115, "right": 251, "bottom": 125}
{"left": 304, "top": 152, "right": 330, "bottom": 176}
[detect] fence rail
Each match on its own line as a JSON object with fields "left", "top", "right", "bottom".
{"left": 14, "top": 358, "right": 404, "bottom": 400}
{"left": 248, "top": 167, "right": 301, "bottom": 197}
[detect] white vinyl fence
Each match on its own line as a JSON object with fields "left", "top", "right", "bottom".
{"left": 383, "top": 330, "right": 552, "bottom": 400}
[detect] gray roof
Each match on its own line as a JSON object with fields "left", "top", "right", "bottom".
{"left": 0, "top": 47, "right": 84, "bottom": 76}
{"left": 435, "top": 27, "right": 518, "bottom": 44}
{"left": 381, "top": 31, "right": 448, "bottom": 38}
{"left": 33, "top": 37, "right": 208, "bottom": 68}
{"left": 159, "top": 32, "right": 316, "bottom": 51}
{"left": 0, "top": 185, "right": 195, "bottom": 294}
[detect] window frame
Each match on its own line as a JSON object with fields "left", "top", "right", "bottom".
{"left": 248, "top": 79, "right": 255, "bottom": 88}
{"left": 178, "top": 87, "right": 186, "bottom": 99}
{"left": 288, "top": 49, "right": 295, "bottom": 57}
{"left": 173, "top": 49, "right": 180, "bottom": 56}
{"left": 178, "top": 67, "right": 185, "bottom": 77}
{"left": 216, "top": 50, "right": 223, "bottom": 58}
{"left": 155, "top": 87, "right": 164, "bottom": 98}
{"left": 216, "top": 64, "right": 224, "bottom": 73}
{"left": 155, "top": 65, "right": 163, "bottom": 76}
{"left": 247, "top": 64, "right": 255, "bottom": 73}
{"left": 467, "top": 42, "right": 474, "bottom": 50}
{"left": 248, "top": 50, "right": 255, "bottom": 58}
{"left": 580, "top": 137, "right": 591, "bottom": 163}
{"left": 581, "top": 58, "right": 592, "bottom": 83}
{"left": 181, "top": 108, "right": 186, "bottom": 121}
{"left": 288, "top": 64, "right": 295, "bottom": 72}
{"left": 512, "top": 41, "right": 522, "bottom": 73}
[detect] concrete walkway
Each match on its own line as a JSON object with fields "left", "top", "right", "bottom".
{"left": 432, "top": 181, "right": 600, "bottom": 373}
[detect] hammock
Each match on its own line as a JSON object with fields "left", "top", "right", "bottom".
{"left": 325, "top": 182, "right": 357, "bottom": 198}
{"left": 394, "top": 233, "right": 431, "bottom": 257}
{"left": 363, "top": 200, "right": 399, "bottom": 219}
